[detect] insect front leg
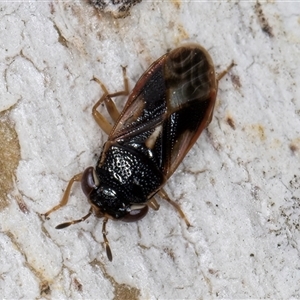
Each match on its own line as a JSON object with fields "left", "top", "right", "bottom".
{"left": 42, "top": 172, "right": 83, "bottom": 218}
{"left": 158, "top": 188, "right": 191, "bottom": 228}
{"left": 92, "top": 66, "right": 129, "bottom": 134}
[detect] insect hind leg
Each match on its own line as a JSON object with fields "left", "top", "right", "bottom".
{"left": 92, "top": 66, "right": 129, "bottom": 135}
{"left": 207, "top": 61, "right": 236, "bottom": 125}
{"left": 158, "top": 188, "right": 191, "bottom": 228}
{"left": 216, "top": 61, "right": 235, "bottom": 83}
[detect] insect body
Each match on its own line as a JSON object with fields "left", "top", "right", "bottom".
{"left": 43, "top": 44, "right": 233, "bottom": 261}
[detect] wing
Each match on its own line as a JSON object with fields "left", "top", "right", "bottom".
{"left": 108, "top": 44, "right": 217, "bottom": 180}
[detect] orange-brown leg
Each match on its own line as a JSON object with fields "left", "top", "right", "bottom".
{"left": 92, "top": 66, "right": 129, "bottom": 135}
{"left": 147, "top": 197, "right": 160, "bottom": 211}
{"left": 158, "top": 188, "right": 191, "bottom": 228}
{"left": 42, "top": 172, "right": 83, "bottom": 218}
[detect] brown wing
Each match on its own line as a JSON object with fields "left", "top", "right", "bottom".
{"left": 108, "top": 44, "right": 217, "bottom": 181}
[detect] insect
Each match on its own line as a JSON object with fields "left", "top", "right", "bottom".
{"left": 43, "top": 44, "right": 234, "bottom": 261}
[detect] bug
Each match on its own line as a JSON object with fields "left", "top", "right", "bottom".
{"left": 43, "top": 44, "right": 234, "bottom": 261}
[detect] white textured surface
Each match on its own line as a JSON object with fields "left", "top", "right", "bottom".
{"left": 1, "top": 1, "right": 300, "bottom": 299}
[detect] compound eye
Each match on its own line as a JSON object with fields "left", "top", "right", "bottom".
{"left": 122, "top": 205, "right": 149, "bottom": 222}
{"left": 81, "top": 167, "right": 99, "bottom": 197}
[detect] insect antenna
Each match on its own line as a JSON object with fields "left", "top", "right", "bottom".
{"left": 102, "top": 217, "right": 113, "bottom": 261}
{"left": 55, "top": 207, "right": 93, "bottom": 229}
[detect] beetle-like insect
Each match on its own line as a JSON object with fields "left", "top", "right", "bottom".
{"left": 43, "top": 44, "right": 234, "bottom": 261}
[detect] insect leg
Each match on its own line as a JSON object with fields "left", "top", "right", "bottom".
{"left": 92, "top": 66, "right": 129, "bottom": 134}
{"left": 147, "top": 198, "right": 160, "bottom": 211}
{"left": 42, "top": 172, "right": 83, "bottom": 218}
{"left": 103, "top": 66, "right": 129, "bottom": 122}
{"left": 207, "top": 62, "right": 236, "bottom": 125}
{"left": 158, "top": 188, "right": 191, "bottom": 228}
{"left": 91, "top": 80, "right": 114, "bottom": 135}
{"left": 216, "top": 61, "right": 235, "bottom": 83}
